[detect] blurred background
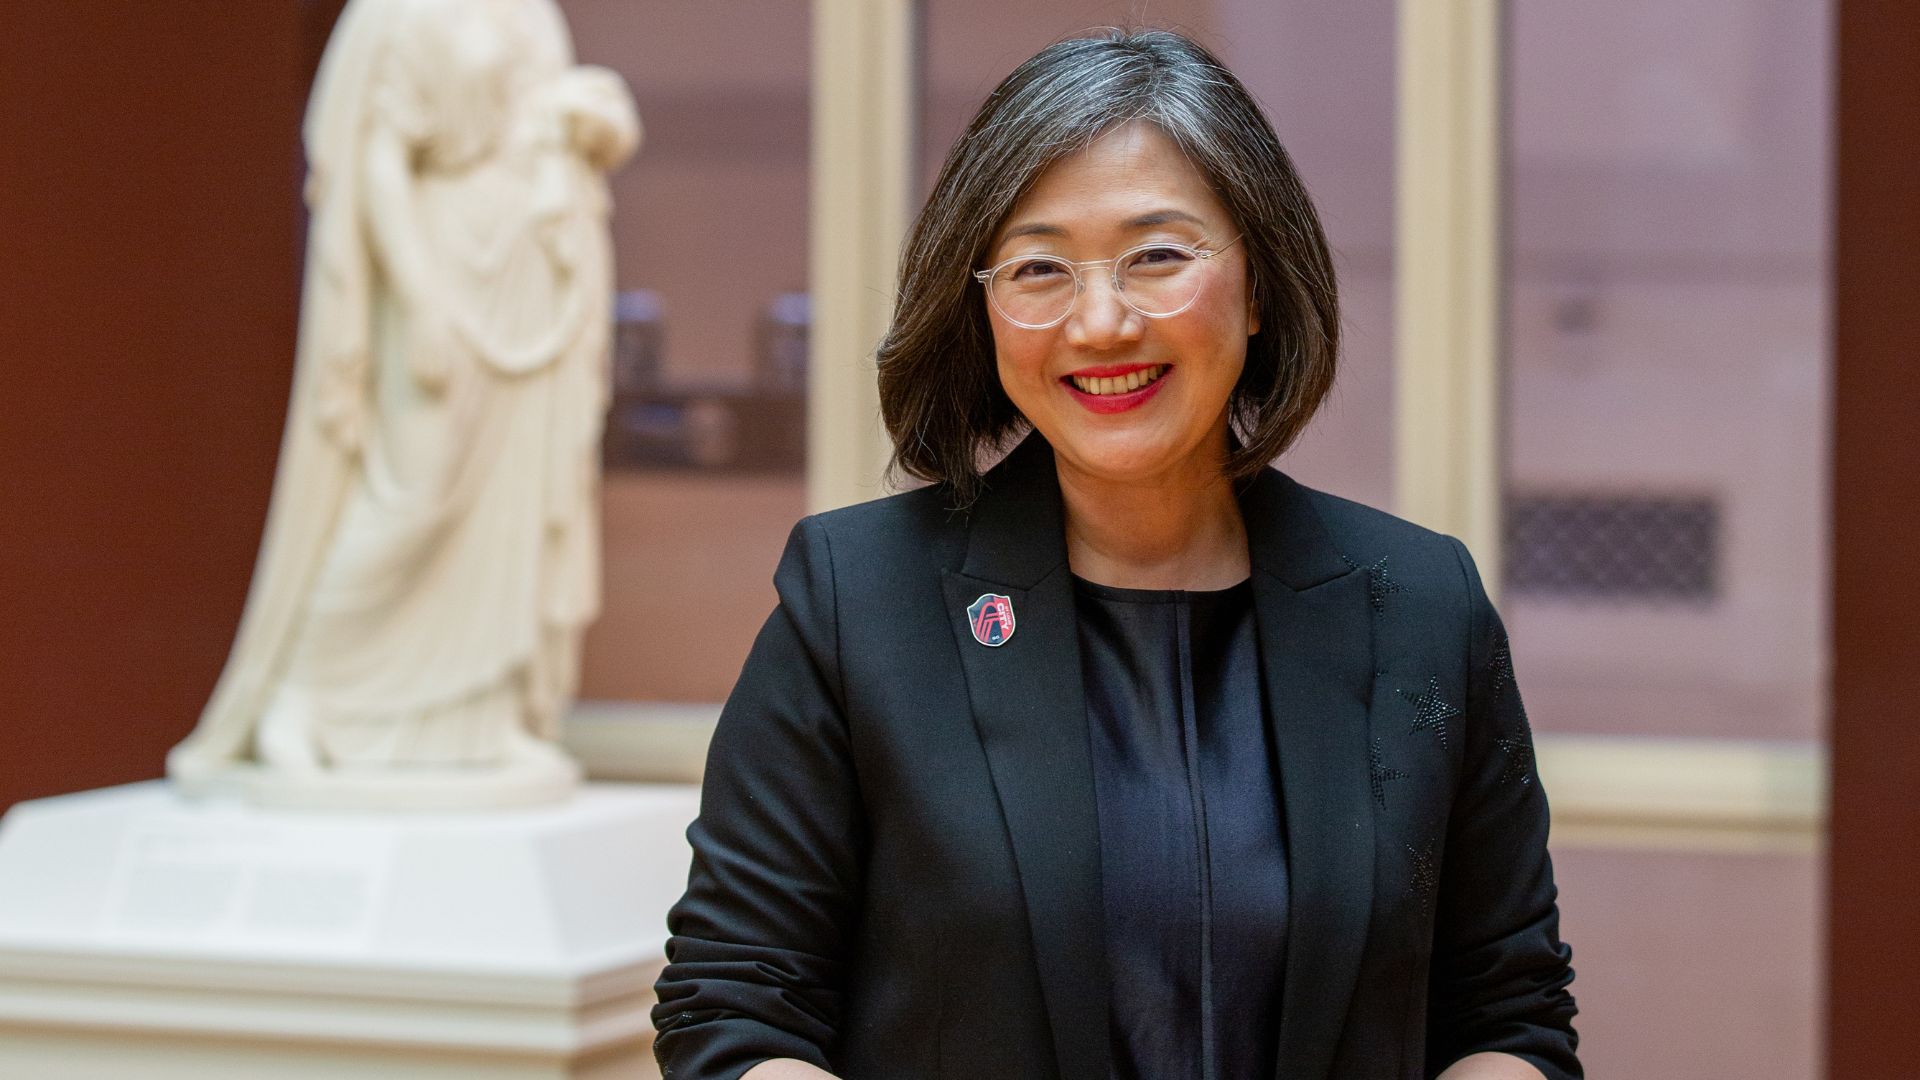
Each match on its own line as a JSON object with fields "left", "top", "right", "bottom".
{"left": 2, "top": 2, "right": 1914, "bottom": 1078}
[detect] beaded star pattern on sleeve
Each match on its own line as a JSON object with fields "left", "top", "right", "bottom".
{"left": 1398, "top": 675, "right": 1462, "bottom": 750}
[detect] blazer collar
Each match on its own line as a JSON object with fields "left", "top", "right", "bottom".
{"left": 945, "top": 431, "right": 1377, "bottom": 1080}
{"left": 955, "top": 431, "right": 1071, "bottom": 588}
{"left": 958, "top": 429, "right": 1355, "bottom": 591}
{"left": 944, "top": 435, "right": 1100, "bottom": 1080}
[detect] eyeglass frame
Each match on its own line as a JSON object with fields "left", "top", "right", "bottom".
{"left": 971, "top": 234, "right": 1244, "bottom": 330}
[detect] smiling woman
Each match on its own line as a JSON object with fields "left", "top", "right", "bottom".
{"left": 880, "top": 35, "right": 1339, "bottom": 517}
{"left": 652, "top": 28, "right": 1578, "bottom": 1080}
{"left": 978, "top": 122, "right": 1258, "bottom": 587}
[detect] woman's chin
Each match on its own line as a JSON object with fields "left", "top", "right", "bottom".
{"left": 1050, "top": 432, "right": 1195, "bottom": 486}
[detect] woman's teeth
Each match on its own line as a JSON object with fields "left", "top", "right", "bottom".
{"left": 1069, "top": 364, "right": 1167, "bottom": 396}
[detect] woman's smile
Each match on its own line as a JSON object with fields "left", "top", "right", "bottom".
{"left": 1062, "top": 362, "right": 1173, "bottom": 413}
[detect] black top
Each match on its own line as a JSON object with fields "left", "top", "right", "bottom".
{"left": 652, "top": 431, "right": 1581, "bottom": 1080}
{"left": 1073, "top": 575, "right": 1288, "bottom": 1080}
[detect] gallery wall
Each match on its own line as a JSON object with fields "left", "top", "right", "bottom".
{"left": 0, "top": 5, "right": 325, "bottom": 811}
{"left": 1829, "top": 0, "right": 1920, "bottom": 1071}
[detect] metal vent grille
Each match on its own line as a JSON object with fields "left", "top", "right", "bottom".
{"left": 1504, "top": 492, "right": 1720, "bottom": 602}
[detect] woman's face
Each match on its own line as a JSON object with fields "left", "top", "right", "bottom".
{"left": 984, "top": 121, "right": 1257, "bottom": 488}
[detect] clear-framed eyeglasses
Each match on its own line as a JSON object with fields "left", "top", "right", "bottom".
{"left": 972, "top": 235, "right": 1243, "bottom": 330}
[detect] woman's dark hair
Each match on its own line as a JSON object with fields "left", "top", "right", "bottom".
{"left": 877, "top": 28, "right": 1340, "bottom": 506}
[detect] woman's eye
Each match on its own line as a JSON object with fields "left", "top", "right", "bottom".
{"left": 1008, "top": 259, "right": 1065, "bottom": 281}
{"left": 1126, "top": 246, "right": 1196, "bottom": 270}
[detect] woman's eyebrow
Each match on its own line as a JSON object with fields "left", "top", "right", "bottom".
{"left": 999, "top": 221, "right": 1069, "bottom": 242}
{"left": 1124, "top": 209, "right": 1207, "bottom": 229}
{"left": 997, "top": 209, "right": 1209, "bottom": 246}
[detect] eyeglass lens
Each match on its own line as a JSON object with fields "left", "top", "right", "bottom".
{"left": 986, "top": 245, "right": 1207, "bottom": 327}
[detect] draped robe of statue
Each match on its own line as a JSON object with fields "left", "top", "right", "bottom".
{"left": 168, "top": 0, "right": 639, "bottom": 807}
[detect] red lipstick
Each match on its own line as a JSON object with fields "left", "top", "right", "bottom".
{"left": 1066, "top": 362, "right": 1160, "bottom": 379}
{"left": 1059, "top": 363, "right": 1172, "bottom": 414}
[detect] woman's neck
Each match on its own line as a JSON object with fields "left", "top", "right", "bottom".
{"left": 1057, "top": 445, "right": 1251, "bottom": 591}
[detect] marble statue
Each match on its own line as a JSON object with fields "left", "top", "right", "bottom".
{"left": 168, "top": 0, "right": 640, "bottom": 808}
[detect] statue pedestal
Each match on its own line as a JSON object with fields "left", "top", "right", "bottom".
{"left": 0, "top": 780, "right": 700, "bottom": 1079}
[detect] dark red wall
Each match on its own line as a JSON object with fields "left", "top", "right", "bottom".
{"left": 1829, "top": 1, "right": 1920, "bottom": 1075}
{"left": 0, "top": 5, "right": 337, "bottom": 812}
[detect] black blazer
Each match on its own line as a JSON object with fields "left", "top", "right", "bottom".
{"left": 652, "top": 433, "right": 1579, "bottom": 1080}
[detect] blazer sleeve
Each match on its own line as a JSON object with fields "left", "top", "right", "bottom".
{"left": 1425, "top": 536, "right": 1582, "bottom": 1080}
{"left": 652, "top": 517, "right": 861, "bottom": 1079}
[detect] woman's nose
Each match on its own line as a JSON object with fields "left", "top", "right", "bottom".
{"left": 1063, "top": 270, "right": 1144, "bottom": 349}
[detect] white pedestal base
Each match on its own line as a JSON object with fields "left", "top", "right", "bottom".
{"left": 0, "top": 781, "right": 702, "bottom": 1079}
{"left": 168, "top": 753, "right": 584, "bottom": 812}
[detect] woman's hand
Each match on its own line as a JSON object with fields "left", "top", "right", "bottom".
{"left": 1435, "top": 1051, "right": 1548, "bottom": 1079}
{"left": 741, "top": 1060, "right": 839, "bottom": 1080}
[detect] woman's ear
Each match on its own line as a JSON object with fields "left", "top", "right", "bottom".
{"left": 1247, "top": 294, "right": 1261, "bottom": 336}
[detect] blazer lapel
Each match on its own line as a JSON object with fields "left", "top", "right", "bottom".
{"left": 941, "top": 439, "right": 1375, "bottom": 1080}
{"left": 1239, "top": 467, "right": 1378, "bottom": 1080}
{"left": 942, "top": 435, "right": 1109, "bottom": 1080}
